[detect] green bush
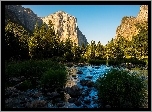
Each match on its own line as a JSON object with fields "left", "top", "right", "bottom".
{"left": 5, "top": 59, "right": 66, "bottom": 88}
{"left": 5, "top": 60, "right": 58, "bottom": 78}
{"left": 96, "top": 68, "right": 146, "bottom": 108}
{"left": 40, "top": 68, "right": 67, "bottom": 91}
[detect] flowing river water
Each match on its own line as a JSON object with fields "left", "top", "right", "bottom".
{"left": 57, "top": 65, "right": 112, "bottom": 108}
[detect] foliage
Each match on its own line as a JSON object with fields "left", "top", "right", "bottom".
{"left": 5, "top": 20, "right": 30, "bottom": 60}
{"left": 96, "top": 69, "right": 146, "bottom": 108}
{"left": 5, "top": 60, "right": 63, "bottom": 85}
{"left": 40, "top": 68, "right": 67, "bottom": 91}
{"left": 5, "top": 59, "right": 67, "bottom": 90}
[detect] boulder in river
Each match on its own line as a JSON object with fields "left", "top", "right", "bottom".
{"left": 68, "top": 98, "right": 77, "bottom": 103}
{"left": 74, "top": 100, "right": 81, "bottom": 106}
{"left": 85, "top": 76, "right": 93, "bottom": 79}
{"left": 80, "top": 79, "right": 95, "bottom": 87}
{"left": 77, "top": 70, "right": 83, "bottom": 74}
{"left": 65, "top": 85, "right": 82, "bottom": 98}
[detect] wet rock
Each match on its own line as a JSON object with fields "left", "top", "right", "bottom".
{"left": 74, "top": 100, "right": 81, "bottom": 106}
{"left": 72, "top": 75, "right": 76, "bottom": 78}
{"left": 68, "top": 98, "right": 77, "bottom": 103}
{"left": 85, "top": 76, "right": 93, "bottom": 79}
{"left": 32, "top": 92, "right": 42, "bottom": 98}
{"left": 84, "top": 99, "right": 91, "bottom": 104}
{"left": 78, "top": 63, "right": 85, "bottom": 67}
{"left": 25, "top": 100, "right": 47, "bottom": 108}
{"left": 86, "top": 80, "right": 94, "bottom": 87}
{"left": 65, "top": 85, "right": 82, "bottom": 98}
{"left": 47, "top": 92, "right": 60, "bottom": 99}
{"left": 95, "top": 66, "right": 100, "bottom": 69}
{"left": 54, "top": 98, "right": 62, "bottom": 103}
{"left": 105, "top": 105, "right": 111, "bottom": 108}
{"left": 77, "top": 70, "right": 83, "bottom": 74}
{"left": 5, "top": 87, "right": 18, "bottom": 98}
{"left": 11, "top": 92, "right": 19, "bottom": 97}
{"left": 80, "top": 80, "right": 94, "bottom": 87}
{"left": 81, "top": 90, "right": 89, "bottom": 97}
{"left": 57, "top": 102, "right": 65, "bottom": 107}
{"left": 80, "top": 79, "right": 87, "bottom": 86}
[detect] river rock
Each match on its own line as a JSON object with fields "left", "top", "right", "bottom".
{"left": 84, "top": 99, "right": 91, "bottom": 104}
{"left": 105, "top": 105, "right": 111, "bottom": 108}
{"left": 85, "top": 76, "right": 93, "bottom": 79}
{"left": 77, "top": 70, "right": 83, "bottom": 74}
{"left": 68, "top": 98, "right": 77, "bottom": 103}
{"left": 65, "top": 85, "right": 82, "bottom": 98}
{"left": 57, "top": 102, "right": 65, "bottom": 107}
{"left": 80, "top": 79, "right": 94, "bottom": 87}
{"left": 74, "top": 100, "right": 81, "bottom": 106}
{"left": 25, "top": 100, "right": 47, "bottom": 108}
{"left": 47, "top": 92, "right": 60, "bottom": 99}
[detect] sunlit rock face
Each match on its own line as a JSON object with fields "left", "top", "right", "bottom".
{"left": 41, "top": 11, "right": 88, "bottom": 46}
{"left": 5, "top": 6, "right": 88, "bottom": 46}
{"left": 136, "top": 5, "right": 148, "bottom": 22}
{"left": 115, "top": 5, "right": 148, "bottom": 41}
{"left": 5, "top": 5, "right": 43, "bottom": 32}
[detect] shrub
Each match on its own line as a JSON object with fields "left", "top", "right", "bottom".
{"left": 5, "top": 60, "right": 58, "bottom": 78}
{"left": 40, "top": 68, "right": 67, "bottom": 91}
{"left": 5, "top": 59, "right": 66, "bottom": 88}
{"left": 96, "top": 68, "right": 146, "bottom": 108}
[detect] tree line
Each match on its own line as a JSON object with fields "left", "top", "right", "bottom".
{"left": 5, "top": 19, "right": 148, "bottom": 65}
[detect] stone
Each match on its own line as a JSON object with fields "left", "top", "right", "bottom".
{"left": 74, "top": 100, "right": 81, "bottom": 106}
{"left": 85, "top": 76, "right": 93, "bottom": 79}
{"left": 68, "top": 98, "right": 77, "bottom": 103}
{"left": 77, "top": 70, "right": 83, "bottom": 74}
{"left": 95, "top": 66, "right": 100, "bottom": 69}
{"left": 80, "top": 79, "right": 94, "bottom": 87}
{"left": 32, "top": 92, "right": 42, "bottom": 98}
{"left": 26, "top": 100, "right": 47, "bottom": 108}
{"left": 57, "top": 102, "right": 65, "bottom": 107}
{"left": 105, "top": 105, "right": 111, "bottom": 108}
{"left": 65, "top": 85, "right": 82, "bottom": 98}
{"left": 47, "top": 92, "right": 60, "bottom": 99}
{"left": 84, "top": 99, "right": 91, "bottom": 104}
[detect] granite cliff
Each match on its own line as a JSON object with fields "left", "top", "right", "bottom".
{"left": 115, "top": 5, "right": 148, "bottom": 41}
{"left": 5, "top": 5, "right": 88, "bottom": 46}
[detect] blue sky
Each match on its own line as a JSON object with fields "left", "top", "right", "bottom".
{"left": 22, "top": 5, "right": 140, "bottom": 45}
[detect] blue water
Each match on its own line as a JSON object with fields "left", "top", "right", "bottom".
{"left": 64, "top": 65, "right": 111, "bottom": 108}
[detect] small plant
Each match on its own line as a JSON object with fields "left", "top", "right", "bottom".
{"left": 96, "top": 68, "right": 146, "bottom": 108}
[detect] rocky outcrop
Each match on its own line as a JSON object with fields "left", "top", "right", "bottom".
{"left": 5, "top": 5, "right": 43, "bottom": 32}
{"left": 41, "top": 11, "right": 88, "bottom": 46}
{"left": 115, "top": 5, "right": 148, "bottom": 41}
